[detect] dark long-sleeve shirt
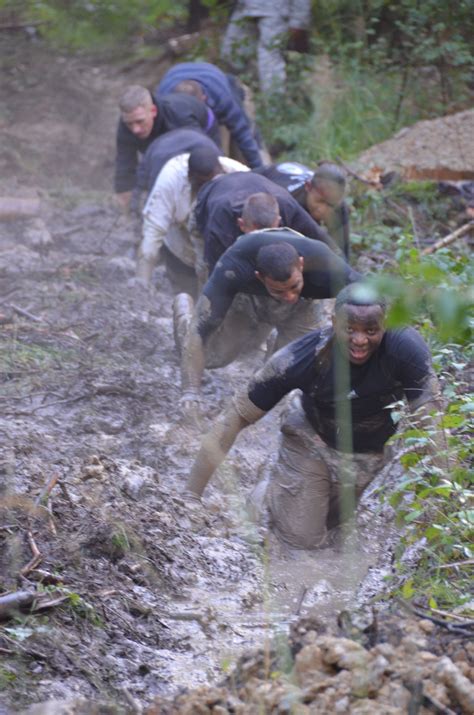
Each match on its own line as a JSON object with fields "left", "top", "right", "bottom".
{"left": 114, "top": 92, "right": 216, "bottom": 193}
{"left": 156, "top": 62, "right": 263, "bottom": 169}
{"left": 197, "top": 228, "right": 361, "bottom": 341}
{"left": 194, "top": 172, "right": 340, "bottom": 270}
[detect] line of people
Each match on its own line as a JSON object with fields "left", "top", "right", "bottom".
{"left": 113, "top": 61, "right": 444, "bottom": 551}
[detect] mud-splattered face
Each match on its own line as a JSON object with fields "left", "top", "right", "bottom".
{"left": 122, "top": 104, "right": 157, "bottom": 139}
{"left": 256, "top": 263, "right": 304, "bottom": 304}
{"left": 305, "top": 181, "right": 343, "bottom": 224}
{"left": 333, "top": 304, "right": 385, "bottom": 365}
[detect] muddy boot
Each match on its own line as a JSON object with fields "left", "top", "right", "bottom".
{"left": 135, "top": 255, "right": 155, "bottom": 286}
{"left": 173, "top": 292, "right": 194, "bottom": 355}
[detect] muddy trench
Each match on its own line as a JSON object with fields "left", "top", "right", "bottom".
{"left": 1, "top": 34, "right": 471, "bottom": 715}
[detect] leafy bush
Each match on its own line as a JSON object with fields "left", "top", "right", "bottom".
{"left": 368, "top": 231, "right": 473, "bottom": 611}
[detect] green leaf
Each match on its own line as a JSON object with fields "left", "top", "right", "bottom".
{"left": 400, "top": 452, "right": 422, "bottom": 468}
{"left": 441, "top": 415, "right": 465, "bottom": 428}
{"left": 405, "top": 510, "right": 422, "bottom": 523}
{"left": 425, "top": 526, "right": 442, "bottom": 540}
{"left": 402, "top": 579, "right": 414, "bottom": 599}
{"left": 428, "top": 597, "right": 438, "bottom": 609}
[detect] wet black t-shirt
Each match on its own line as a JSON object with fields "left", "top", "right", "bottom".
{"left": 194, "top": 172, "right": 339, "bottom": 270}
{"left": 197, "top": 228, "right": 361, "bottom": 341}
{"left": 255, "top": 162, "right": 351, "bottom": 260}
{"left": 247, "top": 326, "right": 437, "bottom": 453}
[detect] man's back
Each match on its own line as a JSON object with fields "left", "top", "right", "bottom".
{"left": 198, "top": 229, "right": 360, "bottom": 339}
{"left": 137, "top": 128, "right": 218, "bottom": 193}
{"left": 194, "top": 172, "right": 338, "bottom": 269}
{"left": 156, "top": 62, "right": 263, "bottom": 169}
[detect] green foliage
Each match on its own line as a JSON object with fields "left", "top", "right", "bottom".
{"left": 387, "top": 387, "right": 473, "bottom": 610}
{"left": 365, "top": 230, "right": 474, "bottom": 610}
{"left": 1, "top": 0, "right": 187, "bottom": 49}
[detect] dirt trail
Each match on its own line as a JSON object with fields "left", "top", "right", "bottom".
{"left": 0, "top": 34, "right": 471, "bottom": 715}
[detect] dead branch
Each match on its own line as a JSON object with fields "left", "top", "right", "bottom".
{"left": 47, "top": 498, "right": 57, "bottom": 535}
{"left": 293, "top": 585, "right": 308, "bottom": 616}
{"left": 0, "top": 590, "right": 36, "bottom": 619}
{"left": 0, "top": 631, "right": 48, "bottom": 660}
{"left": 0, "top": 21, "right": 49, "bottom": 31}
{"left": 422, "top": 221, "right": 474, "bottom": 255}
{"left": 28, "top": 569, "right": 63, "bottom": 585}
{"left": 32, "top": 595, "right": 69, "bottom": 612}
{"left": 429, "top": 607, "right": 474, "bottom": 624}
{"left": 10, "top": 303, "right": 44, "bottom": 323}
{"left": 394, "top": 597, "right": 474, "bottom": 634}
{"left": 35, "top": 473, "right": 60, "bottom": 506}
{"left": 0, "top": 197, "right": 40, "bottom": 218}
{"left": 20, "top": 530, "right": 42, "bottom": 576}
{"left": 335, "top": 156, "right": 381, "bottom": 187}
{"left": 432, "top": 559, "right": 474, "bottom": 571}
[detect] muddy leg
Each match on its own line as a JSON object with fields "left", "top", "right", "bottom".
{"left": 266, "top": 412, "right": 332, "bottom": 550}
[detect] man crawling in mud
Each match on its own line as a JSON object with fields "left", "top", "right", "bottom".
{"left": 184, "top": 283, "right": 443, "bottom": 549}
{"left": 174, "top": 222, "right": 360, "bottom": 411}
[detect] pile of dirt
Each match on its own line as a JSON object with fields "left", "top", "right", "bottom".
{"left": 147, "top": 613, "right": 473, "bottom": 714}
{"left": 352, "top": 109, "right": 474, "bottom": 182}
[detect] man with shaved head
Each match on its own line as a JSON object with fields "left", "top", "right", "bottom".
{"left": 174, "top": 227, "right": 361, "bottom": 409}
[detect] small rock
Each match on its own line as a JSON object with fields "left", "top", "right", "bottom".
{"left": 418, "top": 618, "right": 435, "bottom": 633}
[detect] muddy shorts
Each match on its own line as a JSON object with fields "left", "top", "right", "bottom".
{"left": 265, "top": 396, "right": 386, "bottom": 550}
{"left": 204, "top": 294, "right": 321, "bottom": 369}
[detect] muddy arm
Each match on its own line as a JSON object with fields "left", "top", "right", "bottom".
{"left": 186, "top": 405, "right": 251, "bottom": 497}
{"left": 181, "top": 323, "right": 206, "bottom": 397}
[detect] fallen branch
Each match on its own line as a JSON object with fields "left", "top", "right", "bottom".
{"left": 293, "top": 585, "right": 308, "bottom": 616}
{"left": 0, "top": 197, "right": 40, "bottom": 218}
{"left": 335, "top": 156, "right": 381, "bottom": 187}
{"left": 395, "top": 597, "right": 474, "bottom": 635}
{"left": 0, "top": 591, "right": 36, "bottom": 619}
{"left": 432, "top": 558, "right": 474, "bottom": 571}
{"left": 10, "top": 303, "right": 44, "bottom": 323}
{"left": 0, "top": 21, "right": 49, "bottom": 31}
{"left": 20, "top": 530, "right": 42, "bottom": 576}
{"left": 422, "top": 221, "right": 474, "bottom": 256}
{"left": 0, "top": 631, "right": 48, "bottom": 660}
{"left": 35, "top": 473, "right": 60, "bottom": 507}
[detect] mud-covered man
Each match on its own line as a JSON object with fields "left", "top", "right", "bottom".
{"left": 192, "top": 167, "right": 340, "bottom": 272}
{"left": 175, "top": 219, "right": 361, "bottom": 409}
{"left": 257, "top": 161, "right": 351, "bottom": 260}
{"left": 114, "top": 84, "right": 219, "bottom": 211}
{"left": 136, "top": 143, "right": 248, "bottom": 292}
{"left": 184, "top": 283, "right": 443, "bottom": 549}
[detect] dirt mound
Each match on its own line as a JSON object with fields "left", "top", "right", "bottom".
{"left": 146, "top": 612, "right": 473, "bottom": 714}
{"left": 353, "top": 110, "right": 474, "bottom": 182}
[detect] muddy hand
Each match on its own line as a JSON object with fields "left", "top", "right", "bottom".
{"left": 179, "top": 390, "right": 203, "bottom": 426}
